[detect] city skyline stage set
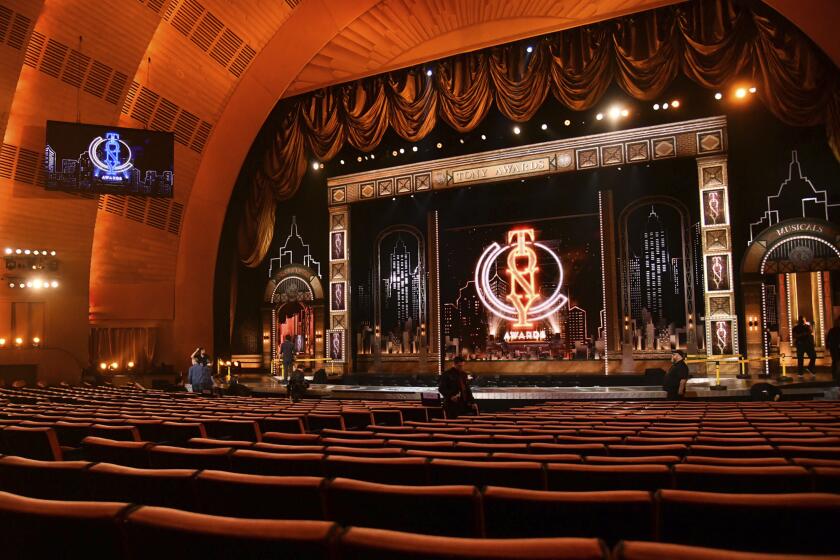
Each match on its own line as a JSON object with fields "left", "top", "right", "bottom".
{"left": 229, "top": 114, "right": 840, "bottom": 398}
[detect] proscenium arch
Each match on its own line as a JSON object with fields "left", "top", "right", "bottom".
{"left": 168, "top": 0, "right": 840, "bottom": 369}
{"left": 263, "top": 264, "right": 325, "bottom": 304}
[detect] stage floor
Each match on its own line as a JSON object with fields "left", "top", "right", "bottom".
{"left": 243, "top": 373, "right": 837, "bottom": 401}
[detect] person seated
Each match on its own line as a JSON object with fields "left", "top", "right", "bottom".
{"left": 438, "top": 356, "right": 478, "bottom": 418}
{"left": 287, "top": 366, "right": 310, "bottom": 403}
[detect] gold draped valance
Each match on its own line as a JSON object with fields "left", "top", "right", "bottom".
{"left": 240, "top": 0, "right": 840, "bottom": 266}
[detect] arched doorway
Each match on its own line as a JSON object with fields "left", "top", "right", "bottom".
{"left": 741, "top": 218, "right": 840, "bottom": 373}
{"left": 262, "top": 264, "right": 325, "bottom": 375}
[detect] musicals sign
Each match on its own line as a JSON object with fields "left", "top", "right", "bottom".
{"left": 474, "top": 227, "right": 568, "bottom": 335}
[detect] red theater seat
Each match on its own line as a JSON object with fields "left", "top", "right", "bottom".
{"left": 687, "top": 445, "right": 777, "bottom": 458}
{"left": 336, "top": 527, "right": 607, "bottom": 560}
{"left": 673, "top": 464, "right": 812, "bottom": 493}
{"left": 260, "top": 416, "right": 305, "bottom": 434}
{"left": 193, "top": 470, "right": 325, "bottom": 519}
{"left": 585, "top": 455, "right": 681, "bottom": 465}
{"left": 52, "top": 421, "right": 93, "bottom": 447}
{"left": 325, "top": 477, "right": 481, "bottom": 537}
{"left": 207, "top": 419, "right": 261, "bottom": 442}
{"left": 777, "top": 446, "right": 840, "bottom": 460}
{"left": 89, "top": 424, "right": 141, "bottom": 441}
{"left": 82, "top": 436, "right": 152, "bottom": 468}
{"left": 324, "top": 455, "right": 428, "bottom": 485}
{"left": 122, "top": 507, "right": 335, "bottom": 559}
{"left": 812, "top": 467, "right": 840, "bottom": 493}
{"left": 607, "top": 445, "right": 687, "bottom": 457}
{"left": 148, "top": 445, "right": 232, "bottom": 470}
{"left": 482, "top": 487, "right": 653, "bottom": 544}
{"left": 0, "top": 491, "right": 127, "bottom": 558}
{"left": 0, "top": 455, "right": 91, "bottom": 500}
{"left": 262, "top": 432, "right": 321, "bottom": 445}
{"left": 429, "top": 459, "right": 545, "bottom": 490}
{"left": 2, "top": 426, "right": 64, "bottom": 460}
{"left": 684, "top": 456, "right": 790, "bottom": 466}
{"left": 546, "top": 464, "right": 671, "bottom": 492}
{"left": 86, "top": 462, "right": 196, "bottom": 509}
{"left": 159, "top": 421, "right": 207, "bottom": 444}
{"left": 229, "top": 450, "right": 324, "bottom": 476}
{"left": 614, "top": 540, "right": 830, "bottom": 560}
{"left": 531, "top": 443, "right": 608, "bottom": 456}
{"left": 189, "top": 437, "right": 253, "bottom": 449}
{"left": 657, "top": 489, "right": 840, "bottom": 554}
{"left": 306, "top": 413, "right": 346, "bottom": 432}
{"left": 324, "top": 446, "right": 404, "bottom": 457}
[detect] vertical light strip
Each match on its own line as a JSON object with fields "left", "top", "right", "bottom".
{"left": 786, "top": 273, "right": 793, "bottom": 343}
{"left": 760, "top": 284, "right": 769, "bottom": 374}
{"left": 598, "top": 191, "right": 608, "bottom": 374}
{"left": 816, "top": 272, "right": 825, "bottom": 349}
{"left": 271, "top": 308, "right": 277, "bottom": 377}
{"left": 434, "top": 210, "right": 442, "bottom": 375}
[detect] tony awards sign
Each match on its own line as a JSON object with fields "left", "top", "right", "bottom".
{"left": 474, "top": 228, "right": 567, "bottom": 339}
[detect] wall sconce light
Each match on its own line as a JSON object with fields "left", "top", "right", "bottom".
{"left": 99, "top": 362, "right": 107, "bottom": 370}
{"left": 14, "top": 337, "right": 23, "bottom": 348}
{"left": 32, "top": 337, "right": 40, "bottom": 348}
{"left": 748, "top": 316, "right": 759, "bottom": 332}
{"left": 109, "top": 362, "right": 119, "bottom": 371}
{"left": 127, "top": 361, "right": 135, "bottom": 369}
{"left": 0, "top": 338, "right": 5, "bottom": 347}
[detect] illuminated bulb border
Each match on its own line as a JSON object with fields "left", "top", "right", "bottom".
{"left": 598, "top": 191, "right": 609, "bottom": 374}
{"left": 760, "top": 284, "right": 769, "bottom": 374}
{"left": 435, "top": 211, "right": 442, "bottom": 374}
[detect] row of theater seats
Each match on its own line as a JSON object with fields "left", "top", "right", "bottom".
{"left": 1, "top": 470, "right": 839, "bottom": 555}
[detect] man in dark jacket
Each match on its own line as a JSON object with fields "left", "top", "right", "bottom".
{"left": 792, "top": 316, "right": 816, "bottom": 376}
{"left": 663, "top": 349, "right": 690, "bottom": 400}
{"left": 438, "top": 356, "right": 476, "bottom": 418}
{"left": 187, "top": 360, "right": 213, "bottom": 394}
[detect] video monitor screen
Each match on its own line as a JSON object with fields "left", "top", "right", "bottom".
{"left": 45, "top": 120, "right": 174, "bottom": 196}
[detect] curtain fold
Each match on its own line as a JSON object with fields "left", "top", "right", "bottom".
{"left": 241, "top": 0, "right": 840, "bottom": 266}
{"left": 90, "top": 328, "right": 157, "bottom": 369}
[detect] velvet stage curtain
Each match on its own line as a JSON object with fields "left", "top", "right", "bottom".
{"left": 241, "top": 0, "right": 840, "bottom": 266}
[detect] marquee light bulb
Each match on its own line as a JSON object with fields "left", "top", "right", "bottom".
{"left": 481, "top": 134, "right": 486, "bottom": 140}
{"left": 714, "top": 92, "right": 723, "bottom": 100}
{"left": 608, "top": 106, "right": 620, "bottom": 119}
{"left": 311, "top": 162, "right": 319, "bottom": 170}
{"left": 412, "top": 146, "right": 418, "bottom": 152}
{"left": 14, "top": 337, "right": 23, "bottom": 346}
{"left": 23, "top": 249, "right": 30, "bottom": 255}
{"left": 399, "top": 148, "right": 405, "bottom": 154}
{"left": 526, "top": 46, "right": 533, "bottom": 53}
{"left": 0, "top": 338, "right": 5, "bottom": 346}
{"left": 100, "top": 362, "right": 107, "bottom": 370}
{"left": 735, "top": 88, "right": 747, "bottom": 98}
{"left": 513, "top": 126, "right": 521, "bottom": 135}
{"left": 621, "top": 109, "right": 629, "bottom": 117}
{"left": 748, "top": 86, "right": 756, "bottom": 93}
{"left": 596, "top": 113, "right": 604, "bottom": 120}
{"left": 653, "top": 103, "right": 660, "bottom": 110}
{"left": 50, "top": 251, "right": 56, "bottom": 256}
{"left": 564, "top": 120, "right": 571, "bottom": 126}
{"left": 51, "top": 281, "right": 59, "bottom": 288}
{"left": 3, "top": 248, "right": 10, "bottom": 254}
{"left": 426, "top": 69, "right": 432, "bottom": 77}
{"left": 540, "top": 123, "right": 548, "bottom": 130}
{"left": 15, "top": 249, "right": 21, "bottom": 254}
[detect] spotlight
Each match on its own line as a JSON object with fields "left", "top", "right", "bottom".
{"left": 436, "top": 143, "right": 442, "bottom": 149}
{"left": 392, "top": 150, "right": 398, "bottom": 157}
{"left": 340, "top": 159, "right": 344, "bottom": 165}
{"left": 14, "top": 337, "right": 22, "bottom": 347}
{"left": 748, "top": 86, "right": 756, "bottom": 94}
{"left": 480, "top": 134, "right": 486, "bottom": 140}
{"left": 671, "top": 100, "right": 680, "bottom": 108}
{"left": 3, "top": 248, "right": 10, "bottom": 255}
{"left": 399, "top": 148, "right": 404, "bottom": 154}
{"left": 526, "top": 46, "right": 533, "bottom": 53}
{"left": 620, "top": 109, "right": 629, "bottom": 117}
{"left": 653, "top": 104, "right": 660, "bottom": 110}
{"left": 714, "top": 92, "right": 723, "bottom": 100}
{"left": 662, "top": 102, "right": 669, "bottom": 109}
{"left": 540, "top": 123, "right": 548, "bottom": 130}
{"left": 563, "top": 119, "right": 571, "bottom": 126}
{"left": 513, "top": 126, "right": 521, "bottom": 135}
{"left": 412, "top": 146, "right": 418, "bottom": 152}
{"left": 608, "top": 106, "right": 620, "bottom": 119}
{"left": 312, "top": 162, "right": 319, "bottom": 170}
{"left": 32, "top": 337, "right": 40, "bottom": 347}
{"left": 735, "top": 87, "right": 747, "bottom": 98}
{"left": 50, "top": 281, "right": 58, "bottom": 288}
{"left": 596, "top": 113, "right": 604, "bottom": 120}
{"left": 99, "top": 362, "right": 107, "bottom": 370}
{"left": 426, "top": 69, "right": 432, "bottom": 77}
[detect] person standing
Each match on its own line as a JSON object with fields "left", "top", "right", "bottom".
{"left": 826, "top": 317, "right": 840, "bottom": 382}
{"left": 663, "top": 349, "right": 690, "bottom": 400}
{"left": 280, "top": 335, "right": 296, "bottom": 379}
{"left": 187, "top": 359, "right": 213, "bottom": 394}
{"left": 792, "top": 316, "right": 816, "bottom": 376}
{"left": 438, "top": 356, "right": 477, "bottom": 418}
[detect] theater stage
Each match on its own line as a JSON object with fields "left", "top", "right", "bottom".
{"left": 241, "top": 373, "right": 837, "bottom": 402}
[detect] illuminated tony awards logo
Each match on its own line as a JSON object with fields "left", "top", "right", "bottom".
{"left": 474, "top": 228, "right": 567, "bottom": 341}
{"left": 88, "top": 131, "right": 133, "bottom": 182}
